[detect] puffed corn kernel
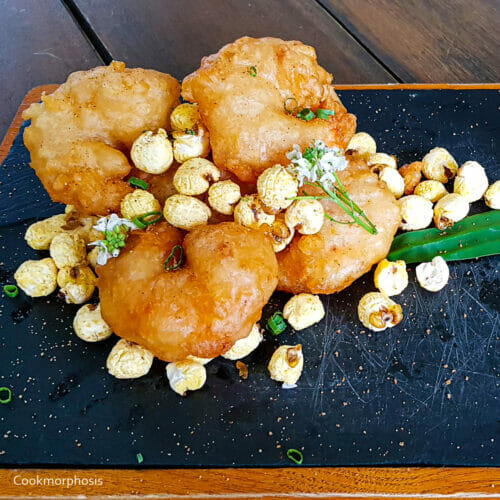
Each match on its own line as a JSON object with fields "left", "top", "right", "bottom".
{"left": 107, "top": 339, "right": 154, "bottom": 379}
{"left": 163, "top": 194, "right": 211, "bottom": 230}
{"left": 87, "top": 247, "right": 100, "bottom": 269}
{"left": 422, "top": 147, "right": 458, "bottom": 183}
{"left": 399, "top": 161, "right": 422, "bottom": 195}
{"left": 484, "top": 180, "right": 500, "bottom": 209}
{"left": 166, "top": 360, "right": 206, "bottom": 396}
{"left": 283, "top": 293, "right": 325, "bottom": 330}
{"left": 285, "top": 199, "right": 324, "bottom": 235}
{"left": 49, "top": 232, "right": 87, "bottom": 269}
{"left": 398, "top": 195, "right": 433, "bottom": 231}
{"left": 453, "top": 161, "right": 489, "bottom": 202}
{"left": 414, "top": 180, "right": 448, "bottom": 202}
{"left": 379, "top": 167, "right": 405, "bottom": 198}
{"left": 257, "top": 165, "right": 298, "bottom": 213}
{"left": 358, "top": 292, "right": 403, "bottom": 332}
{"left": 234, "top": 195, "right": 275, "bottom": 229}
{"left": 186, "top": 355, "right": 213, "bottom": 365}
{"left": 172, "top": 125, "right": 210, "bottom": 163}
{"left": 415, "top": 256, "right": 449, "bottom": 292}
{"left": 57, "top": 265, "right": 96, "bottom": 304}
{"left": 131, "top": 128, "right": 173, "bottom": 174}
{"left": 170, "top": 103, "right": 201, "bottom": 132}
{"left": 433, "top": 193, "right": 469, "bottom": 230}
{"left": 14, "top": 258, "right": 58, "bottom": 297}
{"left": 268, "top": 345, "right": 304, "bottom": 388}
{"left": 266, "top": 216, "right": 295, "bottom": 252}
{"left": 374, "top": 259, "right": 408, "bottom": 296}
{"left": 73, "top": 303, "right": 112, "bottom": 342}
{"left": 346, "top": 132, "right": 377, "bottom": 155}
{"left": 208, "top": 180, "right": 241, "bottom": 215}
{"left": 223, "top": 324, "right": 263, "bottom": 360}
{"left": 24, "top": 214, "right": 67, "bottom": 250}
{"left": 120, "top": 189, "right": 161, "bottom": 220}
{"left": 173, "top": 158, "right": 220, "bottom": 195}
{"left": 367, "top": 152, "right": 397, "bottom": 172}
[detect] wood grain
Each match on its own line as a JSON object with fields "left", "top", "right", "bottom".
{"left": 0, "top": 0, "right": 102, "bottom": 141}
{"left": 319, "top": 0, "right": 500, "bottom": 83}
{"left": 69, "top": 0, "right": 396, "bottom": 83}
{"left": 0, "top": 467, "right": 498, "bottom": 497}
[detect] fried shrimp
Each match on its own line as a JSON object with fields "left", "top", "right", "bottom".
{"left": 182, "top": 37, "right": 356, "bottom": 183}
{"left": 23, "top": 61, "right": 180, "bottom": 215}
{"left": 97, "top": 222, "right": 278, "bottom": 361}
{"left": 277, "top": 158, "right": 401, "bottom": 294}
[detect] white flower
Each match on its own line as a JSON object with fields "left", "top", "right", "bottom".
{"left": 89, "top": 214, "right": 137, "bottom": 265}
{"left": 287, "top": 140, "right": 348, "bottom": 188}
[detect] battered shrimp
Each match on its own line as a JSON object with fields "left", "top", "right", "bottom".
{"left": 182, "top": 37, "right": 356, "bottom": 183}
{"left": 23, "top": 61, "right": 180, "bottom": 215}
{"left": 277, "top": 157, "right": 401, "bottom": 294}
{"left": 97, "top": 222, "right": 278, "bottom": 361}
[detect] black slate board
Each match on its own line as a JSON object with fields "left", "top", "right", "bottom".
{"left": 0, "top": 89, "right": 499, "bottom": 467}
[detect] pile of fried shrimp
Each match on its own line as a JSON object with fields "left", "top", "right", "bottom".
{"left": 10, "top": 37, "right": 500, "bottom": 396}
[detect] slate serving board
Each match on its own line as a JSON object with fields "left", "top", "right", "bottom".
{"left": 0, "top": 88, "right": 498, "bottom": 467}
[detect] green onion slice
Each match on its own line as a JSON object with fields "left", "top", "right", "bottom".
{"left": 266, "top": 311, "right": 287, "bottom": 336}
{"left": 129, "top": 177, "right": 149, "bottom": 190}
{"left": 185, "top": 129, "right": 196, "bottom": 135}
{"left": 136, "top": 453, "right": 143, "bottom": 464}
{"left": 164, "top": 245, "right": 184, "bottom": 271}
{"left": 133, "top": 211, "right": 163, "bottom": 229}
{"left": 0, "top": 387, "right": 12, "bottom": 404}
{"left": 286, "top": 448, "right": 303, "bottom": 465}
{"left": 3, "top": 285, "right": 19, "bottom": 298}
{"left": 316, "top": 108, "right": 336, "bottom": 120}
{"left": 284, "top": 97, "right": 299, "bottom": 114}
{"left": 249, "top": 65, "right": 257, "bottom": 77}
{"left": 297, "top": 108, "right": 315, "bottom": 121}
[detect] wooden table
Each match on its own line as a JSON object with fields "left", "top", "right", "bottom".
{"left": 0, "top": 1, "right": 498, "bottom": 497}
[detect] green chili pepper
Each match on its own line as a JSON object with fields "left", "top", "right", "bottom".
{"left": 388, "top": 211, "right": 500, "bottom": 264}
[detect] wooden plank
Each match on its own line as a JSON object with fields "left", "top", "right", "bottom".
{"left": 0, "top": 467, "right": 499, "bottom": 497}
{"left": 0, "top": 0, "right": 102, "bottom": 140}
{"left": 69, "top": 0, "right": 397, "bottom": 83}
{"left": 319, "top": 0, "right": 500, "bottom": 83}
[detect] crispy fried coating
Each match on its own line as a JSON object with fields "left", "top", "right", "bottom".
{"left": 277, "top": 158, "right": 401, "bottom": 294}
{"left": 97, "top": 222, "right": 278, "bottom": 361}
{"left": 182, "top": 37, "right": 356, "bottom": 183}
{"left": 23, "top": 61, "right": 180, "bottom": 215}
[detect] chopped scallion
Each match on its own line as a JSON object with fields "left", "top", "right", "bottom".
{"left": 185, "top": 129, "right": 196, "bottom": 135}
{"left": 316, "top": 108, "right": 335, "bottom": 120}
{"left": 136, "top": 453, "right": 143, "bottom": 464}
{"left": 129, "top": 177, "right": 149, "bottom": 190}
{"left": 266, "top": 311, "right": 287, "bottom": 336}
{"left": 286, "top": 448, "right": 303, "bottom": 465}
{"left": 3, "top": 285, "right": 18, "bottom": 298}
{"left": 133, "top": 211, "right": 163, "bottom": 229}
{"left": 0, "top": 387, "right": 12, "bottom": 404}
{"left": 284, "top": 97, "right": 299, "bottom": 114}
{"left": 249, "top": 65, "right": 257, "bottom": 77}
{"left": 164, "top": 245, "right": 184, "bottom": 271}
{"left": 296, "top": 108, "right": 315, "bottom": 121}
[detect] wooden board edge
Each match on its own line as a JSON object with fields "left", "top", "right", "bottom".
{"left": 0, "top": 85, "right": 58, "bottom": 164}
{"left": 0, "top": 467, "right": 498, "bottom": 497}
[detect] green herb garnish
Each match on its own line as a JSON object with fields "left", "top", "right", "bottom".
{"left": 316, "top": 108, "right": 335, "bottom": 120}
{"left": 3, "top": 285, "right": 19, "bottom": 298}
{"left": 249, "top": 65, "right": 257, "bottom": 77}
{"left": 286, "top": 448, "right": 303, "bottom": 465}
{"left": 266, "top": 312, "right": 287, "bottom": 336}
{"left": 0, "top": 387, "right": 12, "bottom": 404}
{"left": 296, "top": 108, "right": 315, "bottom": 122}
{"left": 185, "top": 129, "right": 196, "bottom": 135}
{"left": 133, "top": 211, "right": 163, "bottom": 229}
{"left": 136, "top": 453, "right": 143, "bottom": 464}
{"left": 284, "top": 97, "right": 299, "bottom": 114}
{"left": 129, "top": 177, "right": 149, "bottom": 190}
{"left": 164, "top": 245, "right": 184, "bottom": 271}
